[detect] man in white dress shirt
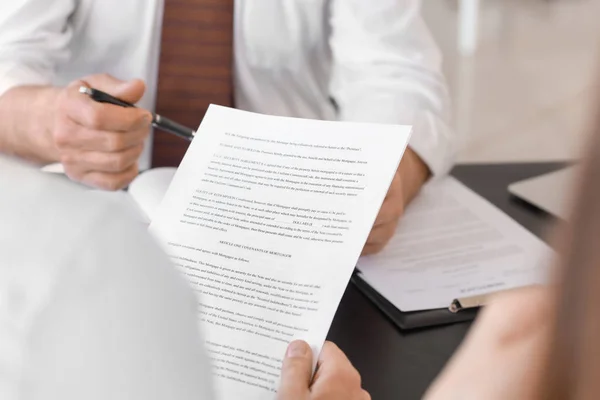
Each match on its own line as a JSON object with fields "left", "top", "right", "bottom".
{"left": 0, "top": 0, "right": 455, "bottom": 254}
{"left": 0, "top": 155, "right": 370, "bottom": 400}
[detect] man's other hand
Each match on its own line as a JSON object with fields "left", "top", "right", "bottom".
{"left": 362, "top": 147, "right": 430, "bottom": 255}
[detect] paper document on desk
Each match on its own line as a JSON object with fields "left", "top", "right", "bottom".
{"left": 357, "top": 177, "right": 552, "bottom": 312}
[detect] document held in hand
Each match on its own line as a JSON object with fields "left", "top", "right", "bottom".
{"left": 149, "top": 105, "right": 412, "bottom": 400}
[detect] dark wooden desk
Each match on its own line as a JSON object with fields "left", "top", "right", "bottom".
{"left": 327, "top": 162, "right": 564, "bottom": 400}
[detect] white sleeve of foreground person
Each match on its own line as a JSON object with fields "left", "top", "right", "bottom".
{"left": 0, "top": 156, "right": 213, "bottom": 400}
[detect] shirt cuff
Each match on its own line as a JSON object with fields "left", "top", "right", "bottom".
{"left": 407, "top": 109, "right": 457, "bottom": 177}
{"left": 338, "top": 104, "right": 457, "bottom": 177}
{"left": 0, "top": 63, "right": 52, "bottom": 98}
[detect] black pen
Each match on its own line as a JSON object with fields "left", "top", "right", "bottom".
{"left": 79, "top": 86, "right": 196, "bottom": 141}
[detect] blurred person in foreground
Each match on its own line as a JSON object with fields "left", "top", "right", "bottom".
{"left": 0, "top": 155, "right": 369, "bottom": 400}
{"left": 0, "top": 0, "right": 455, "bottom": 255}
{"left": 425, "top": 75, "right": 600, "bottom": 399}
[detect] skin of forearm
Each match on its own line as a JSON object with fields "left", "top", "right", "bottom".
{"left": 0, "top": 85, "right": 61, "bottom": 164}
{"left": 399, "top": 146, "right": 431, "bottom": 206}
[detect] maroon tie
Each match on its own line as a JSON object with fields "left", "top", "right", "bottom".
{"left": 153, "top": 0, "right": 234, "bottom": 167}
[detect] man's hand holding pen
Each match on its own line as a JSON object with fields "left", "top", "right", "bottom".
{"left": 53, "top": 74, "right": 152, "bottom": 190}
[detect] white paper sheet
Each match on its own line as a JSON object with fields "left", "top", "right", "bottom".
{"left": 128, "top": 167, "right": 177, "bottom": 221}
{"left": 149, "top": 105, "right": 412, "bottom": 400}
{"left": 357, "top": 177, "right": 552, "bottom": 312}
{"left": 42, "top": 164, "right": 176, "bottom": 225}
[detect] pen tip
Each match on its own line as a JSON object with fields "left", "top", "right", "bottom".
{"left": 79, "top": 86, "right": 92, "bottom": 95}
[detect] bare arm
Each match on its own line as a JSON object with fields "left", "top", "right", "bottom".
{"left": 0, "top": 86, "right": 61, "bottom": 163}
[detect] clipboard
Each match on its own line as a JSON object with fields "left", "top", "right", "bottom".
{"left": 351, "top": 273, "right": 479, "bottom": 330}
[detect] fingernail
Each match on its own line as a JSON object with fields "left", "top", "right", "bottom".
{"left": 286, "top": 341, "right": 308, "bottom": 358}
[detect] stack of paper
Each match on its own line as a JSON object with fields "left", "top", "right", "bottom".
{"left": 357, "top": 177, "right": 552, "bottom": 312}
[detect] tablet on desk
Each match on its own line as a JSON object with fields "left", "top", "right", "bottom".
{"left": 508, "top": 166, "right": 577, "bottom": 219}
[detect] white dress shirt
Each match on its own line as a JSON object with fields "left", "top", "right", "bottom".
{"left": 0, "top": 0, "right": 455, "bottom": 174}
{"left": 0, "top": 156, "right": 214, "bottom": 400}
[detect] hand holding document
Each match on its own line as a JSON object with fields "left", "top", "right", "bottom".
{"left": 149, "top": 105, "right": 412, "bottom": 399}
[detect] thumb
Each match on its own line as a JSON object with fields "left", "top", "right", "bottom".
{"left": 277, "top": 341, "right": 313, "bottom": 400}
{"left": 82, "top": 74, "right": 146, "bottom": 104}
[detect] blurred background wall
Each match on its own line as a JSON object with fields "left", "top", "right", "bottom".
{"left": 422, "top": 0, "right": 600, "bottom": 164}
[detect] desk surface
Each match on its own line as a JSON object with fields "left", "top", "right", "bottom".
{"left": 327, "top": 162, "right": 564, "bottom": 400}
